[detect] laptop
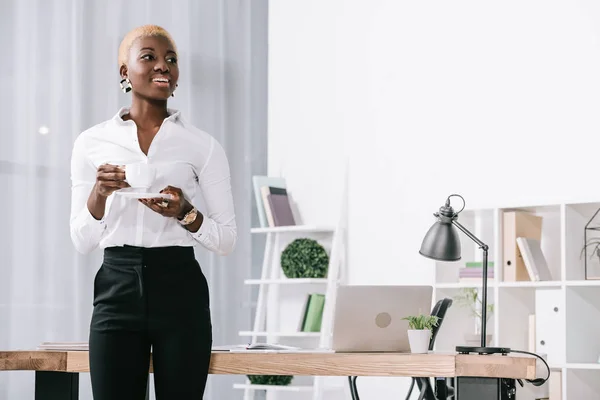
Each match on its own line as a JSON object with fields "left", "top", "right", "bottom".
{"left": 331, "top": 285, "right": 433, "bottom": 352}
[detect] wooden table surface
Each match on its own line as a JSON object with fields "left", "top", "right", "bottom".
{"left": 0, "top": 350, "right": 536, "bottom": 380}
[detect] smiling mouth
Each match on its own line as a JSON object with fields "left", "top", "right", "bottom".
{"left": 152, "top": 78, "right": 170, "bottom": 88}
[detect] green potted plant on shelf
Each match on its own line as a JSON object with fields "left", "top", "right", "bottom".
{"left": 280, "top": 238, "right": 329, "bottom": 278}
{"left": 402, "top": 314, "right": 439, "bottom": 353}
{"left": 453, "top": 287, "right": 494, "bottom": 346}
{"left": 247, "top": 375, "right": 293, "bottom": 386}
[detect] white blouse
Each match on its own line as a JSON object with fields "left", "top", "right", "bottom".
{"left": 69, "top": 107, "right": 237, "bottom": 256}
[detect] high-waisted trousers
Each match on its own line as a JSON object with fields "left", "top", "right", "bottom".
{"left": 89, "top": 245, "right": 212, "bottom": 400}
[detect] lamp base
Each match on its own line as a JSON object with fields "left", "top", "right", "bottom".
{"left": 456, "top": 346, "right": 511, "bottom": 355}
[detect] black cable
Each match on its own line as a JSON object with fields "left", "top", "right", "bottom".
{"left": 417, "top": 383, "right": 427, "bottom": 400}
{"left": 446, "top": 194, "right": 466, "bottom": 215}
{"left": 509, "top": 349, "right": 551, "bottom": 386}
{"left": 351, "top": 376, "right": 360, "bottom": 400}
{"left": 405, "top": 377, "right": 415, "bottom": 400}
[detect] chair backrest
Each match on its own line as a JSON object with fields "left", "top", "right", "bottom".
{"left": 428, "top": 298, "right": 453, "bottom": 350}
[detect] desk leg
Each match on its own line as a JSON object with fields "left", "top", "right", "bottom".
{"left": 35, "top": 371, "right": 79, "bottom": 400}
{"left": 455, "top": 377, "right": 516, "bottom": 400}
{"left": 348, "top": 376, "right": 359, "bottom": 400}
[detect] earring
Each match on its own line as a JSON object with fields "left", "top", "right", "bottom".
{"left": 120, "top": 78, "right": 132, "bottom": 93}
{"left": 171, "top": 83, "right": 178, "bottom": 97}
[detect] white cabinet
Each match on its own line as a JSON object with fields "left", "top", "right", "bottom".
{"left": 535, "top": 288, "right": 565, "bottom": 365}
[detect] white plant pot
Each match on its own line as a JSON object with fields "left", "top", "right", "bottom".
{"left": 407, "top": 329, "right": 431, "bottom": 353}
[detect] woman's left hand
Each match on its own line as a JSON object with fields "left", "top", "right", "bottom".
{"left": 139, "top": 185, "right": 193, "bottom": 220}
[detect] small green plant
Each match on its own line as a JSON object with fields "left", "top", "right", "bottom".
{"left": 402, "top": 314, "right": 439, "bottom": 331}
{"left": 453, "top": 287, "right": 494, "bottom": 324}
{"left": 247, "top": 375, "right": 293, "bottom": 385}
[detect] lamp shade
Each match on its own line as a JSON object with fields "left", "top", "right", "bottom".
{"left": 419, "top": 219, "right": 462, "bottom": 261}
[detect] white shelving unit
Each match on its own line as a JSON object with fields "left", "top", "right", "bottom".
{"left": 239, "top": 179, "right": 348, "bottom": 400}
{"left": 432, "top": 200, "right": 600, "bottom": 400}
{"left": 234, "top": 383, "right": 315, "bottom": 392}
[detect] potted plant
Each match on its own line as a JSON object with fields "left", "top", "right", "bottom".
{"left": 247, "top": 375, "right": 293, "bottom": 386}
{"left": 402, "top": 314, "right": 439, "bottom": 353}
{"left": 453, "top": 287, "right": 494, "bottom": 346}
{"left": 280, "top": 238, "right": 329, "bottom": 278}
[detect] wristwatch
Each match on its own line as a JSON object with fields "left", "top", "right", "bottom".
{"left": 178, "top": 206, "right": 198, "bottom": 226}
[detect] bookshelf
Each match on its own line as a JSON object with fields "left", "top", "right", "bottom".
{"left": 250, "top": 226, "right": 335, "bottom": 234}
{"left": 239, "top": 175, "right": 348, "bottom": 400}
{"left": 432, "top": 200, "right": 600, "bottom": 400}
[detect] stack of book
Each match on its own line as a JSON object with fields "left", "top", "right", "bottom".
{"left": 37, "top": 342, "right": 89, "bottom": 351}
{"left": 252, "top": 176, "right": 297, "bottom": 227}
{"left": 298, "top": 293, "right": 325, "bottom": 332}
{"left": 458, "top": 261, "right": 495, "bottom": 283}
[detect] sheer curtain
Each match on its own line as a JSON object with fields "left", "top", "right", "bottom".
{"left": 0, "top": 0, "right": 267, "bottom": 399}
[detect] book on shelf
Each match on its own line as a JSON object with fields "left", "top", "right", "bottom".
{"left": 37, "top": 342, "right": 89, "bottom": 351}
{"left": 262, "top": 186, "right": 296, "bottom": 227}
{"left": 458, "top": 279, "right": 495, "bottom": 283}
{"left": 458, "top": 265, "right": 493, "bottom": 283}
{"left": 548, "top": 370, "right": 562, "bottom": 400}
{"left": 252, "top": 175, "right": 286, "bottom": 228}
{"left": 298, "top": 293, "right": 325, "bottom": 332}
{"left": 252, "top": 175, "right": 297, "bottom": 228}
{"left": 458, "top": 268, "right": 494, "bottom": 276}
{"left": 528, "top": 314, "right": 536, "bottom": 352}
{"left": 516, "top": 237, "right": 553, "bottom": 281}
{"left": 464, "top": 261, "right": 495, "bottom": 268}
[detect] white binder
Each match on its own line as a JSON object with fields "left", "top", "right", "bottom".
{"left": 535, "top": 288, "right": 565, "bottom": 365}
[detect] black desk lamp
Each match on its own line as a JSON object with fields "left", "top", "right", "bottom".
{"left": 419, "top": 194, "right": 509, "bottom": 355}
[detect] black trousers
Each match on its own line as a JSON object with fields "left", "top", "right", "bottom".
{"left": 89, "top": 245, "right": 212, "bottom": 400}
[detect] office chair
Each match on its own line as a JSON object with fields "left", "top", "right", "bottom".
{"left": 347, "top": 298, "right": 453, "bottom": 400}
{"left": 405, "top": 297, "right": 453, "bottom": 400}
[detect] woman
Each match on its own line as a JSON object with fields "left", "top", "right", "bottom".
{"left": 69, "top": 25, "right": 236, "bottom": 399}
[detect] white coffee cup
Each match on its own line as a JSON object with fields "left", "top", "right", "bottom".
{"left": 124, "top": 163, "right": 156, "bottom": 188}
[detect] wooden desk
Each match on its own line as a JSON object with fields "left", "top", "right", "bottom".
{"left": 0, "top": 350, "right": 536, "bottom": 399}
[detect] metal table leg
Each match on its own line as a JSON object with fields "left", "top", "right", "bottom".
{"left": 348, "top": 375, "right": 359, "bottom": 400}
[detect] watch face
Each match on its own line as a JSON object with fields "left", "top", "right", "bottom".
{"left": 182, "top": 208, "right": 197, "bottom": 225}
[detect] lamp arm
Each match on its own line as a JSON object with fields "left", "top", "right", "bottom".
{"left": 452, "top": 219, "right": 490, "bottom": 348}
{"left": 451, "top": 220, "right": 489, "bottom": 251}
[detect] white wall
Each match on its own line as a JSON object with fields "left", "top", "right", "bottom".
{"left": 269, "top": 1, "right": 600, "bottom": 398}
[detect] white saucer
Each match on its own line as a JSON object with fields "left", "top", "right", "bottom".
{"left": 116, "top": 192, "right": 174, "bottom": 200}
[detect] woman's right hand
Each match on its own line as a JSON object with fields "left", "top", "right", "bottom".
{"left": 94, "top": 163, "right": 130, "bottom": 198}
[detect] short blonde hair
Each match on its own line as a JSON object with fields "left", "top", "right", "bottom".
{"left": 118, "top": 25, "right": 177, "bottom": 68}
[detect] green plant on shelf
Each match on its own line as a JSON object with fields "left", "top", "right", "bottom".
{"left": 280, "top": 238, "right": 329, "bottom": 278}
{"left": 453, "top": 287, "right": 494, "bottom": 324}
{"left": 247, "top": 375, "right": 293, "bottom": 386}
{"left": 402, "top": 314, "right": 439, "bottom": 332}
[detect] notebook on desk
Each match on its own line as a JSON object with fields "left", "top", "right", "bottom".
{"left": 212, "top": 343, "right": 334, "bottom": 353}
{"left": 330, "top": 285, "right": 433, "bottom": 352}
